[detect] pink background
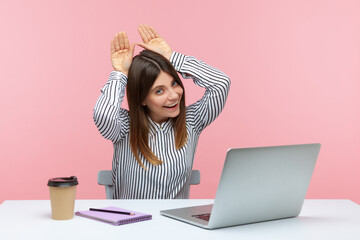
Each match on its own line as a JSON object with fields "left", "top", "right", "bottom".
{"left": 0, "top": 0, "right": 359, "bottom": 204}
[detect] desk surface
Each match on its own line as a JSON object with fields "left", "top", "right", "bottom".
{"left": 0, "top": 199, "right": 359, "bottom": 240}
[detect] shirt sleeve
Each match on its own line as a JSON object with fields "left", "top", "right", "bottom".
{"left": 93, "top": 71, "right": 130, "bottom": 143}
{"left": 170, "top": 52, "right": 231, "bottom": 134}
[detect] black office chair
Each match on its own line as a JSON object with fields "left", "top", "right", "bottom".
{"left": 97, "top": 170, "right": 200, "bottom": 199}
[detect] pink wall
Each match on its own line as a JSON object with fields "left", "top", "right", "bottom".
{"left": 0, "top": 0, "right": 359, "bottom": 204}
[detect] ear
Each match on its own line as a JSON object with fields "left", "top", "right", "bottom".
{"left": 142, "top": 100, "right": 147, "bottom": 106}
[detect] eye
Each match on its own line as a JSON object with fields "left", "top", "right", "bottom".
{"left": 155, "top": 89, "right": 163, "bottom": 95}
{"left": 172, "top": 81, "right": 178, "bottom": 87}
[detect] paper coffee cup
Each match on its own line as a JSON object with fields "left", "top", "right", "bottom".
{"left": 48, "top": 176, "right": 79, "bottom": 220}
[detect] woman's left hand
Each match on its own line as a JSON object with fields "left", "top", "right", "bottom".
{"left": 137, "top": 24, "right": 173, "bottom": 60}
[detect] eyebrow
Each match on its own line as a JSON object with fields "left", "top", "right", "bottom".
{"left": 150, "top": 79, "right": 175, "bottom": 92}
{"left": 151, "top": 85, "right": 165, "bottom": 92}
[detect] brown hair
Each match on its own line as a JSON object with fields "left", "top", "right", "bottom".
{"left": 126, "top": 50, "right": 187, "bottom": 169}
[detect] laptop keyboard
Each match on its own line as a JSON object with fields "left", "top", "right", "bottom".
{"left": 192, "top": 213, "right": 211, "bottom": 221}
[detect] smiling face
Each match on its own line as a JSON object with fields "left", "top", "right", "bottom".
{"left": 143, "top": 71, "right": 184, "bottom": 124}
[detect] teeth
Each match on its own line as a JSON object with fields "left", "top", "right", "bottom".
{"left": 165, "top": 101, "right": 178, "bottom": 107}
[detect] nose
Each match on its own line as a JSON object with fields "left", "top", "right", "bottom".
{"left": 168, "top": 88, "right": 179, "bottom": 101}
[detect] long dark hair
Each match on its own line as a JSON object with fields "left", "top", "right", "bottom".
{"left": 126, "top": 50, "right": 187, "bottom": 169}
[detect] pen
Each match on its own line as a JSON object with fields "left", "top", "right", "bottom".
{"left": 89, "top": 208, "right": 135, "bottom": 215}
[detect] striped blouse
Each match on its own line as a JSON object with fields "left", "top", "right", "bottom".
{"left": 93, "top": 52, "right": 230, "bottom": 199}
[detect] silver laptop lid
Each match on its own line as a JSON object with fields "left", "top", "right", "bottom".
{"left": 208, "top": 143, "right": 321, "bottom": 228}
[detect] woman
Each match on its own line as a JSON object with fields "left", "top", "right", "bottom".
{"left": 93, "top": 25, "right": 230, "bottom": 199}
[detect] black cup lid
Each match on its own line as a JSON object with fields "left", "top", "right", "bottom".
{"left": 47, "top": 176, "right": 79, "bottom": 187}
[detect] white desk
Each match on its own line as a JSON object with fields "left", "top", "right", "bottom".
{"left": 0, "top": 199, "right": 359, "bottom": 240}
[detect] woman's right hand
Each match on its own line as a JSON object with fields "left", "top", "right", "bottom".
{"left": 111, "top": 32, "right": 135, "bottom": 76}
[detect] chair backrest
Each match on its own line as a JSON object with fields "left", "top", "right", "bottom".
{"left": 97, "top": 170, "right": 200, "bottom": 199}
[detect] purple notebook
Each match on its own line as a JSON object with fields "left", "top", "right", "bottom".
{"left": 75, "top": 206, "right": 152, "bottom": 226}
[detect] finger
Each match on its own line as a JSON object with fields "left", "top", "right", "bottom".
{"left": 136, "top": 42, "right": 149, "bottom": 50}
{"left": 130, "top": 43, "right": 135, "bottom": 57}
{"left": 145, "top": 24, "right": 156, "bottom": 39}
{"left": 116, "top": 33, "right": 122, "bottom": 50}
{"left": 114, "top": 34, "right": 120, "bottom": 52}
{"left": 149, "top": 25, "right": 160, "bottom": 38}
{"left": 119, "top": 32, "right": 125, "bottom": 50}
{"left": 142, "top": 24, "right": 154, "bottom": 40}
{"left": 123, "top": 32, "right": 130, "bottom": 49}
{"left": 138, "top": 25, "right": 149, "bottom": 43}
{"left": 111, "top": 39, "right": 115, "bottom": 54}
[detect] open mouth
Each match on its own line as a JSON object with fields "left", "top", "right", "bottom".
{"left": 164, "top": 101, "right": 179, "bottom": 109}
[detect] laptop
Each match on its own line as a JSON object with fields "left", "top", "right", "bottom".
{"left": 160, "top": 143, "right": 321, "bottom": 229}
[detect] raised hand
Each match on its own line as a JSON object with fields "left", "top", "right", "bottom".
{"left": 111, "top": 32, "right": 135, "bottom": 75}
{"left": 137, "top": 24, "right": 173, "bottom": 60}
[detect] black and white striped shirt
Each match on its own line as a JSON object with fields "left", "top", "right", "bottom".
{"left": 93, "top": 52, "right": 230, "bottom": 199}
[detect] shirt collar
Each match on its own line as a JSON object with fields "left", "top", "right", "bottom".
{"left": 148, "top": 117, "right": 173, "bottom": 135}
